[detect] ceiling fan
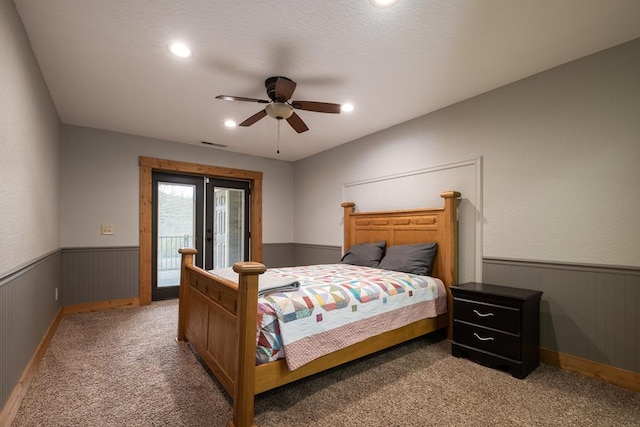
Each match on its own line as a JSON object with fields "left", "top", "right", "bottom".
{"left": 216, "top": 76, "right": 341, "bottom": 133}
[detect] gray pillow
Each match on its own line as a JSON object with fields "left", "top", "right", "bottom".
{"left": 341, "top": 241, "right": 386, "bottom": 267}
{"left": 378, "top": 242, "right": 438, "bottom": 275}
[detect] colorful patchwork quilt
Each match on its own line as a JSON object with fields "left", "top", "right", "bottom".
{"left": 255, "top": 264, "right": 447, "bottom": 371}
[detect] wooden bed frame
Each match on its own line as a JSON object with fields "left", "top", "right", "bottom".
{"left": 177, "top": 191, "right": 460, "bottom": 427}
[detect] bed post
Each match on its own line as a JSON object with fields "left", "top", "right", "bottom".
{"left": 341, "top": 202, "right": 356, "bottom": 252}
{"left": 228, "top": 262, "right": 266, "bottom": 427}
{"left": 177, "top": 248, "right": 197, "bottom": 342}
{"left": 440, "top": 191, "right": 461, "bottom": 339}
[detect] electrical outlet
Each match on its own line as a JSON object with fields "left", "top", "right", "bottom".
{"left": 55, "top": 287, "right": 59, "bottom": 301}
{"left": 101, "top": 224, "right": 114, "bottom": 235}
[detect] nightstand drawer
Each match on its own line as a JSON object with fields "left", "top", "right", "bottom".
{"left": 453, "top": 320, "right": 521, "bottom": 360}
{"left": 454, "top": 298, "right": 520, "bottom": 334}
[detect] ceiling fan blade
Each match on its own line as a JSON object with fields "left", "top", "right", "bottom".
{"left": 291, "top": 101, "right": 341, "bottom": 114}
{"left": 216, "top": 95, "right": 269, "bottom": 104}
{"left": 274, "top": 77, "right": 297, "bottom": 102}
{"left": 286, "top": 111, "right": 309, "bottom": 133}
{"left": 239, "top": 109, "right": 267, "bottom": 127}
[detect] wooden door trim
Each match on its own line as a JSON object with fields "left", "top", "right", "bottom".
{"left": 139, "top": 156, "right": 263, "bottom": 305}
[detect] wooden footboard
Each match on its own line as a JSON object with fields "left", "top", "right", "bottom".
{"left": 177, "top": 250, "right": 264, "bottom": 427}
{"left": 177, "top": 191, "right": 460, "bottom": 427}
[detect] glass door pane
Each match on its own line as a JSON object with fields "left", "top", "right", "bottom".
{"left": 157, "top": 182, "right": 195, "bottom": 287}
{"left": 206, "top": 179, "right": 250, "bottom": 270}
{"left": 213, "top": 188, "right": 245, "bottom": 269}
{"left": 152, "top": 172, "right": 203, "bottom": 300}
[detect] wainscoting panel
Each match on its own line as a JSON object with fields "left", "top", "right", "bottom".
{"left": 62, "top": 247, "right": 139, "bottom": 305}
{"left": 262, "top": 243, "right": 295, "bottom": 268}
{"left": 263, "top": 243, "right": 342, "bottom": 268}
{"left": 0, "top": 282, "right": 7, "bottom": 411}
{"left": 483, "top": 258, "right": 640, "bottom": 373}
{"left": 0, "top": 252, "right": 61, "bottom": 412}
{"left": 292, "top": 244, "right": 342, "bottom": 267}
{"left": 59, "top": 245, "right": 329, "bottom": 307}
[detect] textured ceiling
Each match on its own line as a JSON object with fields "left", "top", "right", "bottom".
{"left": 13, "top": 0, "right": 640, "bottom": 161}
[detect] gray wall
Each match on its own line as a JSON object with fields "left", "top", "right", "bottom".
{"left": 57, "top": 125, "right": 296, "bottom": 305}
{"left": 0, "top": 0, "right": 61, "bottom": 275}
{"left": 0, "top": 0, "right": 62, "bottom": 410}
{"left": 61, "top": 125, "right": 295, "bottom": 247}
{"left": 294, "top": 39, "right": 640, "bottom": 269}
{"left": 293, "top": 39, "right": 640, "bottom": 373}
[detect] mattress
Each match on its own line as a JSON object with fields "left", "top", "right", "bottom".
{"left": 254, "top": 263, "right": 447, "bottom": 370}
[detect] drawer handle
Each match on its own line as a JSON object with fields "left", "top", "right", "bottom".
{"left": 473, "top": 309, "right": 494, "bottom": 318}
{"left": 473, "top": 333, "right": 495, "bottom": 341}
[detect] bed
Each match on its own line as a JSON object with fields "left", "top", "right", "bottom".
{"left": 176, "top": 190, "right": 460, "bottom": 427}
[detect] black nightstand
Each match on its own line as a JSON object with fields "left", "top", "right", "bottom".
{"left": 451, "top": 282, "right": 543, "bottom": 379}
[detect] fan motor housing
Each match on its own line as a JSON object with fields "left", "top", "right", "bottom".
{"left": 265, "top": 76, "right": 294, "bottom": 102}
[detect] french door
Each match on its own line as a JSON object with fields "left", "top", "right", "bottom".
{"left": 152, "top": 172, "right": 250, "bottom": 300}
{"left": 205, "top": 178, "right": 251, "bottom": 270}
{"left": 152, "top": 173, "right": 203, "bottom": 300}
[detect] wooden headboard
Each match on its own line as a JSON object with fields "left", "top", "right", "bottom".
{"left": 341, "top": 191, "right": 461, "bottom": 287}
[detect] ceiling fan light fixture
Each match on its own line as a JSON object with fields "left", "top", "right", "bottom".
{"left": 216, "top": 75, "right": 339, "bottom": 133}
{"left": 265, "top": 102, "right": 294, "bottom": 120}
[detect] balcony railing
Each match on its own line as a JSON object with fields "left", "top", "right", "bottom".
{"left": 158, "top": 235, "right": 192, "bottom": 271}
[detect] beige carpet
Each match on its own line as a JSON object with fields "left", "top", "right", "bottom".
{"left": 12, "top": 300, "right": 640, "bottom": 426}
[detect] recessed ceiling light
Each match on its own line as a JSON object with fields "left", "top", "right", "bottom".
{"left": 224, "top": 120, "right": 237, "bottom": 128}
{"left": 341, "top": 103, "right": 354, "bottom": 113}
{"left": 369, "top": 0, "right": 400, "bottom": 8}
{"left": 169, "top": 42, "right": 192, "bottom": 58}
